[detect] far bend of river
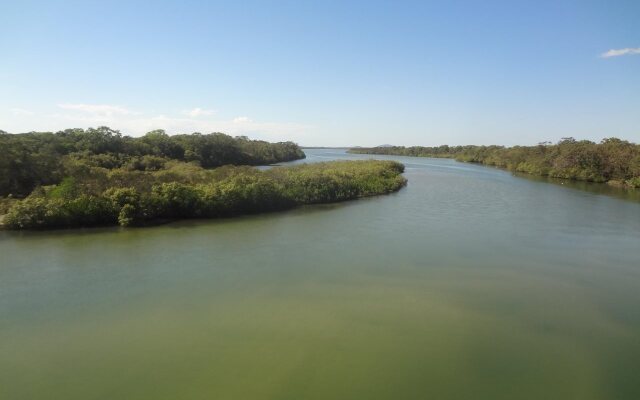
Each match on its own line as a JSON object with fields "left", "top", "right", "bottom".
{"left": 2, "top": 149, "right": 640, "bottom": 400}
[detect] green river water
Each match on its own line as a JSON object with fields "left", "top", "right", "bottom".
{"left": 1, "top": 149, "right": 640, "bottom": 399}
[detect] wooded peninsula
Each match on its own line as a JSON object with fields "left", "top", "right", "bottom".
{"left": 349, "top": 138, "right": 640, "bottom": 188}
{"left": 0, "top": 127, "right": 406, "bottom": 229}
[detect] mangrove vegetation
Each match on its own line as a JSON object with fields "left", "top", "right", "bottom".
{"left": 0, "top": 126, "right": 305, "bottom": 198}
{"left": 0, "top": 127, "right": 406, "bottom": 229}
{"left": 350, "top": 138, "right": 640, "bottom": 188}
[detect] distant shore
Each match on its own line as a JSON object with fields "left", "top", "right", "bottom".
{"left": 349, "top": 138, "right": 640, "bottom": 189}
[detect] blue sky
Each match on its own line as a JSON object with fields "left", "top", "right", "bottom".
{"left": 1, "top": 0, "right": 638, "bottom": 146}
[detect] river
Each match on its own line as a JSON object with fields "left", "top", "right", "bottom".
{"left": 1, "top": 149, "right": 639, "bottom": 399}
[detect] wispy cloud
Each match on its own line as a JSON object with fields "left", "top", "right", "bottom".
{"left": 58, "top": 103, "right": 135, "bottom": 117}
{"left": 10, "top": 108, "right": 35, "bottom": 116}
{"left": 17, "top": 103, "right": 316, "bottom": 142}
{"left": 182, "top": 107, "right": 216, "bottom": 117}
{"left": 600, "top": 47, "right": 640, "bottom": 58}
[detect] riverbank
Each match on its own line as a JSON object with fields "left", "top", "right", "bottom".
{"left": 349, "top": 138, "right": 640, "bottom": 189}
{"left": 3, "top": 160, "right": 407, "bottom": 230}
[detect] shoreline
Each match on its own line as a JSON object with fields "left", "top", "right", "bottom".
{"left": 348, "top": 150, "right": 640, "bottom": 191}
{"left": 2, "top": 160, "right": 407, "bottom": 231}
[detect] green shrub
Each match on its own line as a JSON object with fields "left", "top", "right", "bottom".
{"left": 4, "top": 160, "right": 407, "bottom": 229}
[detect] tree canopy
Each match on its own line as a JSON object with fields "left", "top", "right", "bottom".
{"left": 0, "top": 127, "right": 306, "bottom": 197}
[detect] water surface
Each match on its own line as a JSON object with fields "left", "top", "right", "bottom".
{"left": 1, "top": 149, "right": 640, "bottom": 399}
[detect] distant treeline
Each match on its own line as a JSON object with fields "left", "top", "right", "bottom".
{"left": 0, "top": 126, "right": 305, "bottom": 197}
{"left": 349, "top": 138, "right": 640, "bottom": 188}
{"left": 3, "top": 160, "right": 406, "bottom": 229}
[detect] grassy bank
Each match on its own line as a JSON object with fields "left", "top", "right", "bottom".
{"left": 3, "top": 160, "right": 406, "bottom": 230}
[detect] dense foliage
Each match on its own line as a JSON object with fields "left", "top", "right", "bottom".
{"left": 3, "top": 160, "right": 406, "bottom": 229}
{"left": 350, "top": 138, "right": 640, "bottom": 187}
{"left": 0, "top": 126, "right": 305, "bottom": 197}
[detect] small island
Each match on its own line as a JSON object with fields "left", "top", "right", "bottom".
{"left": 0, "top": 127, "right": 406, "bottom": 229}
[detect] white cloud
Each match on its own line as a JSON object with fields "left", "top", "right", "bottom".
{"left": 58, "top": 103, "right": 134, "bottom": 117}
{"left": 13, "top": 103, "right": 316, "bottom": 142}
{"left": 182, "top": 107, "right": 216, "bottom": 117}
{"left": 10, "top": 108, "right": 35, "bottom": 116}
{"left": 600, "top": 47, "right": 640, "bottom": 58}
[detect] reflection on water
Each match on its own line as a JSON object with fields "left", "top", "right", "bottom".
{"left": 513, "top": 172, "right": 640, "bottom": 203}
{"left": 1, "top": 149, "right": 640, "bottom": 399}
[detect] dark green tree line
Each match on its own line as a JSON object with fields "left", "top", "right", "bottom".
{"left": 349, "top": 138, "right": 640, "bottom": 187}
{"left": 0, "top": 127, "right": 306, "bottom": 197}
